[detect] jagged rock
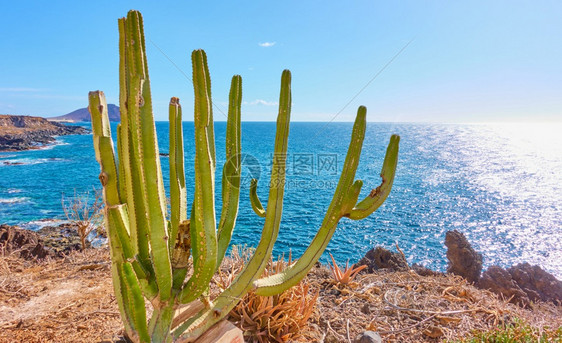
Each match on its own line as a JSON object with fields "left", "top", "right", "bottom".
{"left": 445, "top": 230, "right": 482, "bottom": 283}
{"left": 0, "top": 114, "right": 86, "bottom": 151}
{"left": 0, "top": 224, "right": 49, "bottom": 259}
{"left": 412, "top": 263, "right": 443, "bottom": 277}
{"left": 478, "top": 265, "right": 530, "bottom": 306}
{"left": 0, "top": 223, "right": 85, "bottom": 259}
{"left": 354, "top": 331, "right": 382, "bottom": 343}
{"left": 508, "top": 263, "right": 562, "bottom": 305}
{"left": 357, "top": 246, "right": 409, "bottom": 272}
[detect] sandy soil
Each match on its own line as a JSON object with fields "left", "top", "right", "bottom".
{"left": 0, "top": 249, "right": 123, "bottom": 342}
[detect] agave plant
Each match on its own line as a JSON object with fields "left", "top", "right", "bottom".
{"left": 89, "top": 10, "right": 399, "bottom": 343}
{"left": 328, "top": 253, "right": 367, "bottom": 285}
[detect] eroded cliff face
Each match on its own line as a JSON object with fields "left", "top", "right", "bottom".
{"left": 0, "top": 115, "right": 86, "bottom": 151}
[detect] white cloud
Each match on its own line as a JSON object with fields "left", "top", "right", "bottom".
{"left": 258, "top": 42, "right": 276, "bottom": 48}
{"left": 244, "top": 99, "right": 278, "bottom": 106}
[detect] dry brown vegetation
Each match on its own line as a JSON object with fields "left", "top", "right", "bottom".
{"left": 0, "top": 246, "right": 560, "bottom": 342}
{"left": 61, "top": 189, "right": 105, "bottom": 251}
{"left": 0, "top": 248, "right": 122, "bottom": 342}
{"left": 306, "top": 268, "right": 561, "bottom": 342}
{"left": 226, "top": 249, "right": 318, "bottom": 343}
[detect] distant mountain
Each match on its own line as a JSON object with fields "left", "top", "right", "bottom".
{"left": 48, "top": 104, "right": 120, "bottom": 122}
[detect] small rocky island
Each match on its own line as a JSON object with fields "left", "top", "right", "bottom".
{"left": 0, "top": 114, "right": 87, "bottom": 151}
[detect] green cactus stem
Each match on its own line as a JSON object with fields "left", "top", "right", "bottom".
{"left": 178, "top": 50, "right": 218, "bottom": 305}
{"left": 216, "top": 75, "right": 243, "bottom": 269}
{"left": 89, "top": 10, "right": 399, "bottom": 342}
{"left": 249, "top": 178, "right": 267, "bottom": 217}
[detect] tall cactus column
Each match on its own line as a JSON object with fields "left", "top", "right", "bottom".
{"left": 89, "top": 9, "right": 400, "bottom": 343}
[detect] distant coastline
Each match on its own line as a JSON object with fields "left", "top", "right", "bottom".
{"left": 47, "top": 104, "right": 120, "bottom": 123}
{"left": 0, "top": 114, "right": 87, "bottom": 152}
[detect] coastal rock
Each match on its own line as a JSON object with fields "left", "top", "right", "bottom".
{"left": 478, "top": 265, "right": 530, "bottom": 306}
{"left": 38, "top": 223, "right": 89, "bottom": 254}
{"left": 508, "top": 263, "right": 562, "bottom": 305}
{"left": 412, "top": 263, "right": 443, "bottom": 277}
{"left": 445, "top": 230, "right": 482, "bottom": 283}
{"left": 357, "top": 246, "right": 409, "bottom": 272}
{"left": 0, "top": 224, "right": 49, "bottom": 259}
{"left": 0, "top": 223, "right": 85, "bottom": 259}
{"left": 0, "top": 114, "right": 86, "bottom": 151}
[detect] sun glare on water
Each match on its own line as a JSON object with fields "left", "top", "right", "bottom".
{"left": 466, "top": 122, "right": 562, "bottom": 277}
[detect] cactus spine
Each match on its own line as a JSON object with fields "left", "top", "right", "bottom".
{"left": 89, "top": 10, "right": 399, "bottom": 343}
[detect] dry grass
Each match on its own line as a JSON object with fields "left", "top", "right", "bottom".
{"left": 306, "top": 267, "right": 562, "bottom": 342}
{"left": 61, "top": 189, "right": 105, "bottom": 250}
{"left": 1, "top": 245, "right": 561, "bottom": 342}
{"left": 0, "top": 247, "right": 123, "bottom": 343}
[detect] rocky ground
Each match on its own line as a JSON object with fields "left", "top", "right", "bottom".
{"left": 0, "top": 224, "right": 561, "bottom": 342}
{"left": 0, "top": 115, "right": 86, "bottom": 151}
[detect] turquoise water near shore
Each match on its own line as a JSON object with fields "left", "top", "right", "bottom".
{"left": 1, "top": 121, "right": 561, "bottom": 278}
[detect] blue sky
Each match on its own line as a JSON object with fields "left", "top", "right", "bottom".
{"left": 1, "top": 1, "right": 561, "bottom": 122}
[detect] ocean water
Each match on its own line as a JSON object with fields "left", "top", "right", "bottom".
{"left": 1, "top": 121, "right": 561, "bottom": 278}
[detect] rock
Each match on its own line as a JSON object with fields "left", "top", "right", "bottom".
{"left": 357, "top": 246, "right": 409, "bottom": 272}
{"left": 354, "top": 331, "right": 382, "bottom": 343}
{"left": 478, "top": 265, "right": 530, "bottom": 306}
{"left": 508, "top": 263, "right": 562, "bottom": 305}
{"left": 0, "top": 223, "right": 85, "bottom": 259}
{"left": 445, "top": 230, "right": 482, "bottom": 283}
{"left": 412, "top": 263, "right": 443, "bottom": 277}
{"left": 0, "top": 114, "right": 87, "bottom": 151}
{"left": 38, "top": 223, "right": 88, "bottom": 255}
{"left": 0, "top": 224, "right": 49, "bottom": 259}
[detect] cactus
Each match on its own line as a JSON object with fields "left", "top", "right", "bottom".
{"left": 89, "top": 10, "right": 400, "bottom": 343}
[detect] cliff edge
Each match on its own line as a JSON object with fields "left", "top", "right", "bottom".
{"left": 0, "top": 114, "right": 87, "bottom": 151}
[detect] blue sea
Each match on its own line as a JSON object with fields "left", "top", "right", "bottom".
{"left": 1, "top": 121, "right": 561, "bottom": 278}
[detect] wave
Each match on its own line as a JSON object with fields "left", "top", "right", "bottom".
{"left": 0, "top": 197, "right": 30, "bottom": 204}
{"left": 38, "top": 140, "right": 69, "bottom": 151}
{"left": 7, "top": 188, "right": 23, "bottom": 194}
{"left": 19, "top": 219, "right": 66, "bottom": 231}
{"left": 0, "top": 157, "right": 67, "bottom": 166}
